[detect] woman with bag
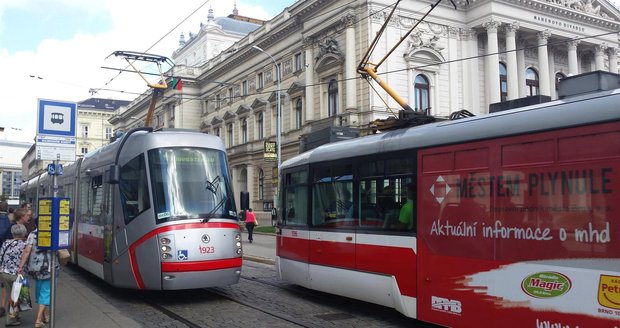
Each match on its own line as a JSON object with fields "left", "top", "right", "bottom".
{"left": 0, "top": 224, "right": 28, "bottom": 326}
{"left": 245, "top": 208, "right": 258, "bottom": 243}
{"left": 18, "top": 229, "right": 59, "bottom": 328}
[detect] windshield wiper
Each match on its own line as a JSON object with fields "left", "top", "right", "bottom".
{"left": 202, "top": 195, "right": 228, "bottom": 223}
{"left": 205, "top": 176, "right": 221, "bottom": 195}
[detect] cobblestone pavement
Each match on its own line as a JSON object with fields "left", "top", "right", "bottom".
{"left": 63, "top": 262, "right": 439, "bottom": 328}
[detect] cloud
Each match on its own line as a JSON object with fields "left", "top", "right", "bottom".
{"left": 0, "top": 0, "right": 272, "bottom": 141}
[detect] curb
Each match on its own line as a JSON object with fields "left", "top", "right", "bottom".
{"left": 243, "top": 254, "right": 276, "bottom": 265}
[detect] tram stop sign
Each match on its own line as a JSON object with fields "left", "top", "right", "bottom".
{"left": 37, "top": 197, "right": 71, "bottom": 250}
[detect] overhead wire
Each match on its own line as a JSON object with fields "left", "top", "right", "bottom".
{"left": 92, "top": 0, "right": 211, "bottom": 94}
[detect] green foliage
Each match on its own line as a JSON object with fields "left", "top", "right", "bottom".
{"left": 0, "top": 194, "right": 7, "bottom": 202}
{"left": 254, "top": 226, "right": 276, "bottom": 234}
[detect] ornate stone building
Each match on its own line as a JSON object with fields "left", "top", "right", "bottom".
{"left": 113, "top": 0, "right": 620, "bottom": 213}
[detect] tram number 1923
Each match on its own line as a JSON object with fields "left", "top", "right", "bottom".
{"left": 199, "top": 246, "right": 215, "bottom": 254}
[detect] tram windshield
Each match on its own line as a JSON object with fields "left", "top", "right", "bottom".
{"left": 148, "top": 147, "right": 237, "bottom": 223}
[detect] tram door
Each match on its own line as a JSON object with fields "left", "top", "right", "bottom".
{"left": 308, "top": 165, "right": 356, "bottom": 291}
{"left": 102, "top": 176, "right": 114, "bottom": 282}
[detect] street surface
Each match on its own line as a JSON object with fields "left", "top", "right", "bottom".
{"left": 57, "top": 233, "right": 438, "bottom": 327}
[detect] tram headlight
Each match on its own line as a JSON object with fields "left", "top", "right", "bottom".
{"left": 236, "top": 249, "right": 242, "bottom": 254}
{"left": 161, "top": 253, "right": 172, "bottom": 260}
{"left": 161, "top": 245, "right": 172, "bottom": 253}
{"left": 160, "top": 237, "right": 171, "bottom": 245}
{"left": 235, "top": 234, "right": 241, "bottom": 242}
{"left": 236, "top": 241, "right": 241, "bottom": 248}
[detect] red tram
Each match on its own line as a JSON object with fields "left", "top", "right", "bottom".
{"left": 276, "top": 72, "right": 620, "bottom": 327}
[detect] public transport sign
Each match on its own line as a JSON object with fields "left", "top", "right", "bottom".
{"left": 37, "top": 99, "right": 77, "bottom": 137}
{"left": 37, "top": 197, "right": 70, "bottom": 250}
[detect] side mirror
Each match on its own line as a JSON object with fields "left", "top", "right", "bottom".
{"left": 109, "top": 165, "right": 120, "bottom": 184}
{"left": 240, "top": 191, "right": 249, "bottom": 211}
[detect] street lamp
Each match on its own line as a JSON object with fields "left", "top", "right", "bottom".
{"left": 252, "top": 46, "right": 281, "bottom": 179}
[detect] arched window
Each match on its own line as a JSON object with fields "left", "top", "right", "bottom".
{"left": 295, "top": 98, "right": 303, "bottom": 129}
{"left": 526, "top": 68, "right": 539, "bottom": 96}
{"left": 257, "top": 112, "right": 264, "bottom": 140}
{"left": 555, "top": 72, "right": 566, "bottom": 94}
{"left": 328, "top": 79, "right": 338, "bottom": 117}
{"left": 499, "top": 63, "right": 507, "bottom": 102}
{"left": 241, "top": 118, "right": 248, "bottom": 143}
{"left": 258, "top": 169, "right": 264, "bottom": 200}
{"left": 414, "top": 74, "right": 430, "bottom": 114}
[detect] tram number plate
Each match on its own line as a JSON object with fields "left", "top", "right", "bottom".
{"left": 199, "top": 246, "right": 215, "bottom": 254}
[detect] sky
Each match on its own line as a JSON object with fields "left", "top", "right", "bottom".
{"left": 0, "top": 0, "right": 296, "bottom": 142}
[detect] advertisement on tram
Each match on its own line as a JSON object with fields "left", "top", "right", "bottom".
{"left": 417, "top": 122, "right": 620, "bottom": 327}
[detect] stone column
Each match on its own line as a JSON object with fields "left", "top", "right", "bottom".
{"left": 568, "top": 40, "right": 580, "bottom": 75}
{"left": 505, "top": 22, "right": 519, "bottom": 100}
{"left": 483, "top": 20, "right": 501, "bottom": 105}
{"left": 537, "top": 30, "right": 551, "bottom": 96}
{"left": 517, "top": 40, "right": 527, "bottom": 97}
{"left": 345, "top": 22, "right": 357, "bottom": 110}
{"left": 304, "top": 41, "right": 315, "bottom": 121}
{"left": 595, "top": 44, "right": 607, "bottom": 71}
{"left": 608, "top": 47, "right": 618, "bottom": 73}
{"left": 448, "top": 27, "right": 459, "bottom": 112}
{"left": 232, "top": 166, "right": 241, "bottom": 210}
{"left": 247, "top": 165, "right": 256, "bottom": 206}
{"left": 548, "top": 47, "right": 556, "bottom": 99}
{"left": 466, "top": 29, "right": 481, "bottom": 114}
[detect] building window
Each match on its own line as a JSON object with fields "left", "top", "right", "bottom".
{"left": 105, "top": 127, "right": 113, "bottom": 140}
{"left": 295, "top": 98, "right": 303, "bottom": 129}
{"left": 328, "top": 79, "right": 339, "bottom": 117}
{"left": 277, "top": 63, "right": 282, "bottom": 80}
{"left": 257, "top": 112, "right": 264, "bottom": 140}
{"left": 258, "top": 73, "right": 264, "bottom": 89}
{"left": 170, "top": 105, "right": 175, "bottom": 119}
{"left": 242, "top": 80, "right": 248, "bottom": 96}
{"left": 499, "top": 62, "right": 507, "bottom": 102}
{"left": 228, "top": 87, "right": 234, "bottom": 104}
{"left": 203, "top": 100, "right": 209, "bottom": 114}
{"left": 526, "top": 67, "right": 539, "bottom": 96}
{"left": 216, "top": 94, "right": 221, "bottom": 108}
{"left": 414, "top": 74, "right": 430, "bottom": 114}
{"left": 81, "top": 147, "right": 88, "bottom": 155}
{"left": 214, "top": 127, "right": 220, "bottom": 137}
{"left": 258, "top": 169, "right": 264, "bottom": 200}
{"left": 294, "top": 53, "right": 302, "bottom": 72}
{"left": 227, "top": 123, "right": 233, "bottom": 146}
{"left": 81, "top": 125, "right": 89, "bottom": 138}
{"left": 241, "top": 118, "right": 248, "bottom": 143}
{"left": 555, "top": 72, "right": 566, "bottom": 94}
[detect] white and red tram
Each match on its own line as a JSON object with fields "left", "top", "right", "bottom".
{"left": 276, "top": 72, "right": 620, "bottom": 327}
{"left": 22, "top": 128, "right": 243, "bottom": 290}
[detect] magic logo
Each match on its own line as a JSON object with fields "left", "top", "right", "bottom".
{"left": 599, "top": 275, "right": 620, "bottom": 310}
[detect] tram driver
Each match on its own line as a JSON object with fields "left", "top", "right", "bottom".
{"left": 397, "top": 183, "right": 416, "bottom": 231}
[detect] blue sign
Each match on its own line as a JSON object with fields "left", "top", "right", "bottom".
{"left": 177, "top": 250, "right": 188, "bottom": 261}
{"left": 37, "top": 99, "right": 77, "bottom": 137}
{"left": 37, "top": 197, "right": 71, "bottom": 250}
{"left": 57, "top": 164, "right": 63, "bottom": 175}
{"left": 47, "top": 164, "right": 56, "bottom": 175}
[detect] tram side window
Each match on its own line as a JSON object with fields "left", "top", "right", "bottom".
{"left": 359, "top": 158, "right": 415, "bottom": 232}
{"left": 283, "top": 171, "right": 308, "bottom": 225}
{"left": 90, "top": 175, "right": 104, "bottom": 224}
{"left": 119, "top": 154, "right": 151, "bottom": 223}
{"left": 78, "top": 178, "right": 90, "bottom": 220}
{"left": 312, "top": 165, "right": 354, "bottom": 228}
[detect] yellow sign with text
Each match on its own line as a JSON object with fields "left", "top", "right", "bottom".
{"left": 59, "top": 216, "right": 70, "bottom": 230}
{"left": 38, "top": 216, "right": 52, "bottom": 231}
{"left": 60, "top": 199, "right": 70, "bottom": 215}
{"left": 38, "top": 231, "right": 51, "bottom": 247}
{"left": 39, "top": 200, "right": 52, "bottom": 215}
{"left": 599, "top": 275, "right": 620, "bottom": 310}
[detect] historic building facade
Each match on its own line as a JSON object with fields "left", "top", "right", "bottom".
{"left": 112, "top": 0, "right": 620, "bottom": 213}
